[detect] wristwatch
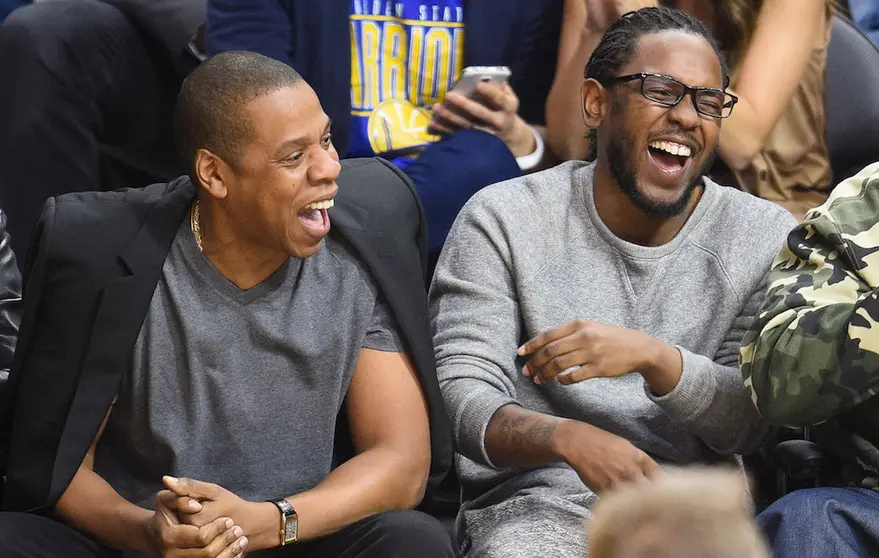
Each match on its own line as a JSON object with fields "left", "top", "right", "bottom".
{"left": 270, "top": 499, "right": 298, "bottom": 545}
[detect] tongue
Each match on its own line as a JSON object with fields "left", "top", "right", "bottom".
{"left": 649, "top": 148, "right": 685, "bottom": 172}
{"left": 299, "top": 208, "right": 322, "bottom": 225}
{"left": 298, "top": 208, "right": 328, "bottom": 233}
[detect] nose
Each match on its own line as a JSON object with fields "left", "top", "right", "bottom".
{"left": 307, "top": 144, "right": 342, "bottom": 185}
{"left": 666, "top": 92, "right": 701, "bottom": 130}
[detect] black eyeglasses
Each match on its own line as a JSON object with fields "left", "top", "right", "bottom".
{"left": 602, "top": 73, "right": 738, "bottom": 119}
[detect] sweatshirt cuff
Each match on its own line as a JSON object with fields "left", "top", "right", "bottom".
{"left": 515, "top": 126, "right": 544, "bottom": 171}
{"left": 644, "top": 346, "right": 716, "bottom": 423}
{"left": 453, "top": 382, "right": 519, "bottom": 469}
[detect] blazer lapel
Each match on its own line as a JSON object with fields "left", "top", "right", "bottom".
{"left": 331, "top": 206, "right": 429, "bottom": 353}
{"left": 49, "top": 180, "right": 196, "bottom": 501}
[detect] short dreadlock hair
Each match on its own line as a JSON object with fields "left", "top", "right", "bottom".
{"left": 583, "top": 6, "right": 728, "bottom": 160}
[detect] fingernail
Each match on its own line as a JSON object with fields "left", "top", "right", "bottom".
{"left": 165, "top": 476, "right": 178, "bottom": 484}
{"left": 516, "top": 346, "right": 525, "bottom": 355}
{"left": 521, "top": 364, "right": 530, "bottom": 376}
{"left": 189, "top": 499, "right": 202, "bottom": 510}
{"left": 534, "top": 376, "right": 542, "bottom": 385}
{"left": 225, "top": 519, "right": 234, "bottom": 529}
{"left": 234, "top": 527, "right": 243, "bottom": 538}
{"left": 240, "top": 537, "right": 249, "bottom": 549}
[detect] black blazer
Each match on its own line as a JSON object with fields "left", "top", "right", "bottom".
{"left": 0, "top": 157, "right": 452, "bottom": 513}
{"left": 0, "top": 209, "right": 21, "bottom": 378}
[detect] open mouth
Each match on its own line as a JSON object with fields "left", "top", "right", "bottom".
{"left": 647, "top": 140, "right": 693, "bottom": 175}
{"left": 297, "top": 198, "right": 334, "bottom": 238}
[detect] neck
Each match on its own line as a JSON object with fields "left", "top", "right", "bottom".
{"left": 195, "top": 201, "right": 288, "bottom": 290}
{"left": 591, "top": 159, "right": 702, "bottom": 247}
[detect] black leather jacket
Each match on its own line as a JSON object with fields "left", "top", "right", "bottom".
{"left": 0, "top": 209, "right": 21, "bottom": 384}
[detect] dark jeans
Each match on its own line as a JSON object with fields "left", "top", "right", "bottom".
{"left": 0, "top": 0, "right": 182, "bottom": 261}
{"left": 0, "top": 510, "right": 457, "bottom": 558}
{"left": 758, "top": 487, "right": 879, "bottom": 558}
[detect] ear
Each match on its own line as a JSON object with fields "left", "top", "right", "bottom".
{"left": 194, "top": 148, "right": 230, "bottom": 200}
{"left": 581, "top": 78, "right": 609, "bottom": 132}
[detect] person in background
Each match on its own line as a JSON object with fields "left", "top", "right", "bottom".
{"left": 431, "top": 7, "right": 795, "bottom": 556}
{"left": 741, "top": 162, "right": 879, "bottom": 558}
{"left": 206, "top": 0, "right": 562, "bottom": 267}
{"left": 589, "top": 467, "right": 771, "bottom": 558}
{"left": 0, "top": 0, "right": 26, "bottom": 23}
{"left": 0, "top": 52, "right": 454, "bottom": 558}
{"left": 0, "top": 0, "right": 204, "bottom": 261}
{"left": 547, "top": 0, "right": 833, "bottom": 221}
{"left": 850, "top": 0, "right": 879, "bottom": 45}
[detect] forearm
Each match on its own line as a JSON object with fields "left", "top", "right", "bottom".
{"left": 716, "top": 98, "right": 769, "bottom": 171}
{"left": 640, "top": 338, "right": 684, "bottom": 396}
{"left": 54, "top": 465, "right": 154, "bottom": 556}
{"left": 484, "top": 403, "right": 568, "bottom": 468}
{"left": 744, "top": 303, "right": 867, "bottom": 426}
{"left": 545, "top": 28, "right": 601, "bottom": 161}
{"left": 651, "top": 350, "right": 770, "bottom": 455}
{"left": 249, "top": 447, "right": 428, "bottom": 549}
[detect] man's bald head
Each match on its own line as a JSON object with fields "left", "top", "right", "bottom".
{"left": 173, "top": 51, "right": 304, "bottom": 181}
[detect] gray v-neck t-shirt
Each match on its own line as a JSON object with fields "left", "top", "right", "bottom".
{"left": 94, "top": 221, "right": 403, "bottom": 508}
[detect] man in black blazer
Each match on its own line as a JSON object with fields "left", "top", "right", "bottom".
{"left": 0, "top": 51, "right": 453, "bottom": 558}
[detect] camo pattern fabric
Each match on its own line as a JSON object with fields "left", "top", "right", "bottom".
{"left": 741, "top": 162, "right": 879, "bottom": 428}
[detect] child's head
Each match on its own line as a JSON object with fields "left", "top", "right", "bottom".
{"left": 589, "top": 467, "right": 770, "bottom": 558}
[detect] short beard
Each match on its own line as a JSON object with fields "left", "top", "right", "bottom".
{"left": 607, "top": 132, "right": 714, "bottom": 219}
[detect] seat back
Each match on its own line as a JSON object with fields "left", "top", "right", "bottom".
{"left": 826, "top": 15, "right": 879, "bottom": 184}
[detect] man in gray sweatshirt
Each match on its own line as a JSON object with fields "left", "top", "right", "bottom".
{"left": 430, "top": 7, "right": 798, "bottom": 557}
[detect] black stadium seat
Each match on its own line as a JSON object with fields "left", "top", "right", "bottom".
{"left": 825, "top": 14, "right": 879, "bottom": 185}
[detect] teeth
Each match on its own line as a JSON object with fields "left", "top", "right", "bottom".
{"left": 649, "top": 141, "right": 692, "bottom": 158}
{"left": 304, "top": 199, "right": 335, "bottom": 211}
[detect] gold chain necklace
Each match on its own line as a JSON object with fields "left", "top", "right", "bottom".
{"left": 190, "top": 200, "right": 203, "bottom": 252}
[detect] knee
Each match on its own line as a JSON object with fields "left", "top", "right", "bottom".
{"left": 0, "top": 512, "right": 49, "bottom": 555}
{"left": 443, "top": 129, "right": 521, "bottom": 186}
{"left": 366, "top": 510, "right": 456, "bottom": 558}
{"left": 758, "top": 487, "right": 858, "bottom": 535}
{"left": 1, "top": 1, "right": 129, "bottom": 61}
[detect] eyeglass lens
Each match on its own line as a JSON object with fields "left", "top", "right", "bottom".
{"left": 641, "top": 75, "right": 730, "bottom": 118}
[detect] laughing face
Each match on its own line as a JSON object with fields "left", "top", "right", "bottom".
{"left": 224, "top": 84, "right": 341, "bottom": 259}
{"left": 597, "top": 31, "right": 723, "bottom": 217}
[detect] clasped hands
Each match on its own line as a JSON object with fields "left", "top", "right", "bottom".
{"left": 148, "top": 476, "right": 276, "bottom": 558}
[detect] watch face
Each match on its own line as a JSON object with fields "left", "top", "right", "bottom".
{"left": 284, "top": 517, "right": 298, "bottom": 543}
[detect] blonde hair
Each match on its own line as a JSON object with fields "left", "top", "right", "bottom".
{"left": 588, "top": 467, "right": 771, "bottom": 558}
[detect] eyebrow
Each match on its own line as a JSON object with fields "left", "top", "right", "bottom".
{"left": 273, "top": 117, "right": 333, "bottom": 158}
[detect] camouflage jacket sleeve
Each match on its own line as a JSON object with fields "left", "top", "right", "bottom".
{"left": 741, "top": 163, "right": 879, "bottom": 427}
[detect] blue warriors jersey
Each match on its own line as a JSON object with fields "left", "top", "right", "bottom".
{"left": 348, "top": 0, "right": 465, "bottom": 168}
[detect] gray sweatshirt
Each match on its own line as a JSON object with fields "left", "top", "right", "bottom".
{"left": 430, "top": 161, "right": 797, "bottom": 553}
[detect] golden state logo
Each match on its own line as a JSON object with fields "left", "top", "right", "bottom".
{"left": 367, "top": 99, "right": 434, "bottom": 153}
{"left": 350, "top": 0, "right": 464, "bottom": 156}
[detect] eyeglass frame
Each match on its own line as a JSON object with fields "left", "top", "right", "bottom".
{"left": 597, "top": 72, "right": 738, "bottom": 119}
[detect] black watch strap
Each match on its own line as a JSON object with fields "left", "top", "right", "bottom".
{"left": 270, "top": 499, "right": 298, "bottom": 545}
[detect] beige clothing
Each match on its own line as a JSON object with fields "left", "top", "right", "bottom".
{"left": 732, "top": 10, "right": 833, "bottom": 218}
